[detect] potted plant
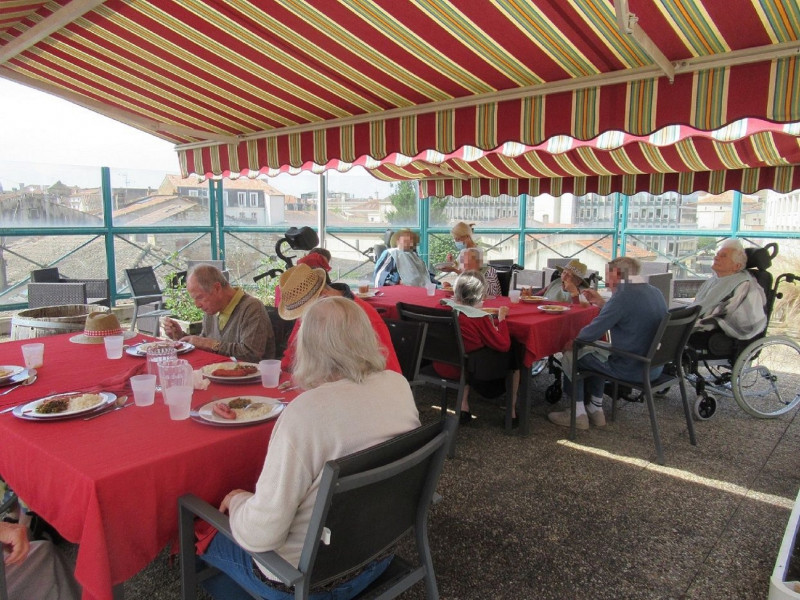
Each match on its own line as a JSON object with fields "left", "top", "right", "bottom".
{"left": 163, "top": 273, "right": 204, "bottom": 335}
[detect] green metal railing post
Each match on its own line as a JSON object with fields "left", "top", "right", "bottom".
{"left": 210, "top": 179, "right": 222, "bottom": 261}
{"left": 101, "top": 167, "right": 117, "bottom": 305}
{"left": 518, "top": 194, "right": 527, "bottom": 264}
{"left": 617, "top": 192, "right": 627, "bottom": 259}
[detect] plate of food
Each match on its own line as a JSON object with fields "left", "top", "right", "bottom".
{"left": 0, "top": 369, "right": 30, "bottom": 387}
{"left": 481, "top": 307, "right": 500, "bottom": 315}
{"left": 126, "top": 341, "right": 195, "bottom": 357}
{"left": 538, "top": 304, "right": 570, "bottom": 313}
{"left": 355, "top": 290, "right": 378, "bottom": 299}
{"left": 201, "top": 362, "right": 261, "bottom": 383}
{"left": 434, "top": 261, "right": 459, "bottom": 272}
{"left": 520, "top": 295, "right": 546, "bottom": 304}
{"left": 14, "top": 391, "right": 116, "bottom": 421}
{"left": 192, "top": 396, "right": 285, "bottom": 426}
{"left": 0, "top": 365, "right": 25, "bottom": 383}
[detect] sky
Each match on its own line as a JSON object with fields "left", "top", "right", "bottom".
{"left": 0, "top": 78, "right": 393, "bottom": 197}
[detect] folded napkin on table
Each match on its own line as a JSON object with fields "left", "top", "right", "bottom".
{"left": 193, "top": 370, "right": 210, "bottom": 390}
{"left": 85, "top": 362, "right": 147, "bottom": 395}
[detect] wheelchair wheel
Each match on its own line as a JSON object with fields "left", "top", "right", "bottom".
{"left": 693, "top": 394, "right": 716, "bottom": 420}
{"left": 545, "top": 381, "right": 562, "bottom": 404}
{"left": 731, "top": 335, "right": 800, "bottom": 418}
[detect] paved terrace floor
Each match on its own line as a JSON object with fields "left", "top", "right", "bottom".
{"left": 52, "top": 370, "right": 789, "bottom": 600}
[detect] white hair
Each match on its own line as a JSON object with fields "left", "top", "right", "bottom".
{"left": 719, "top": 238, "right": 747, "bottom": 270}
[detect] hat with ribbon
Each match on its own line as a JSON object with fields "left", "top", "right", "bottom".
{"left": 389, "top": 228, "right": 420, "bottom": 248}
{"left": 278, "top": 264, "right": 327, "bottom": 320}
{"left": 69, "top": 311, "right": 137, "bottom": 344}
{"left": 556, "top": 259, "right": 590, "bottom": 287}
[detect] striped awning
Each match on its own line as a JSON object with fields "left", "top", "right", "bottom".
{"left": 2, "top": 1, "right": 800, "bottom": 196}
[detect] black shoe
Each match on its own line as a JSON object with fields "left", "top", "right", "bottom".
{"left": 459, "top": 411, "right": 472, "bottom": 425}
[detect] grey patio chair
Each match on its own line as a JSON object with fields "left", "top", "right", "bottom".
{"left": 124, "top": 267, "right": 172, "bottom": 336}
{"left": 568, "top": 305, "right": 701, "bottom": 465}
{"left": 27, "top": 282, "right": 87, "bottom": 308}
{"left": 383, "top": 318, "right": 427, "bottom": 384}
{"left": 179, "top": 416, "right": 456, "bottom": 600}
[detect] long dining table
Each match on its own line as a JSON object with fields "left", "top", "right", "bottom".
{"left": 0, "top": 332, "right": 296, "bottom": 600}
{"left": 363, "top": 285, "right": 600, "bottom": 434}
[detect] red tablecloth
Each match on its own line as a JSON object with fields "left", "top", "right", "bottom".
{"left": 364, "top": 286, "right": 599, "bottom": 367}
{"left": 0, "top": 333, "right": 295, "bottom": 600}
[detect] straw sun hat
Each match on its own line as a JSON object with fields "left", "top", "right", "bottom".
{"left": 69, "top": 311, "right": 137, "bottom": 344}
{"left": 389, "top": 229, "right": 420, "bottom": 248}
{"left": 556, "top": 259, "right": 590, "bottom": 287}
{"left": 278, "top": 264, "right": 327, "bottom": 320}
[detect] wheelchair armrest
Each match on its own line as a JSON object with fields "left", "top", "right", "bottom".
{"left": 178, "top": 494, "right": 302, "bottom": 586}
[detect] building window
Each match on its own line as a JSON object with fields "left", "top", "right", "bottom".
{"left": 237, "top": 192, "right": 245, "bottom": 206}
{"left": 189, "top": 190, "right": 198, "bottom": 197}
{"left": 250, "top": 193, "right": 258, "bottom": 207}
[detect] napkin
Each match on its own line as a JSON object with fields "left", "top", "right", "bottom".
{"left": 193, "top": 370, "right": 210, "bottom": 390}
{"left": 86, "top": 362, "right": 147, "bottom": 395}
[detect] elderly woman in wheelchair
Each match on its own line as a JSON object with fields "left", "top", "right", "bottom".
{"left": 683, "top": 240, "right": 800, "bottom": 420}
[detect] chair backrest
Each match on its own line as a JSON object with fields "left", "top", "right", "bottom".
{"left": 546, "top": 257, "right": 571, "bottom": 270}
{"left": 27, "top": 282, "right": 87, "bottom": 308}
{"left": 265, "top": 305, "right": 292, "bottom": 360}
{"left": 383, "top": 319, "right": 427, "bottom": 382}
{"left": 639, "top": 261, "right": 670, "bottom": 275}
{"left": 299, "top": 417, "right": 456, "bottom": 588}
{"left": 30, "top": 267, "right": 62, "bottom": 282}
{"left": 672, "top": 278, "right": 704, "bottom": 300}
{"left": 494, "top": 267, "right": 513, "bottom": 296}
{"left": 650, "top": 305, "right": 702, "bottom": 368}
{"left": 396, "top": 302, "right": 466, "bottom": 369}
{"left": 512, "top": 269, "right": 545, "bottom": 290}
{"left": 645, "top": 272, "right": 673, "bottom": 306}
{"left": 125, "top": 267, "right": 162, "bottom": 297}
{"left": 488, "top": 259, "right": 514, "bottom": 268}
{"left": 745, "top": 242, "right": 777, "bottom": 318}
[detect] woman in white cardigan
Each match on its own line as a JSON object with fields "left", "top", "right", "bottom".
{"left": 200, "top": 296, "right": 421, "bottom": 600}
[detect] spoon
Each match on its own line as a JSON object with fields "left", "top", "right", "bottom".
{"left": 83, "top": 395, "right": 130, "bottom": 420}
{"left": 0, "top": 370, "right": 38, "bottom": 401}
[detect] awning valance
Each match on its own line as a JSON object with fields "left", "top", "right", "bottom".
{"left": 2, "top": 1, "right": 799, "bottom": 195}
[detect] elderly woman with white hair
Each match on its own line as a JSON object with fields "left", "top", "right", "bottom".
{"left": 690, "top": 238, "right": 767, "bottom": 341}
{"left": 437, "top": 270, "right": 520, "bottom": 426}
{"left": 200, "top": 296, "right": 420, "bottom": 600}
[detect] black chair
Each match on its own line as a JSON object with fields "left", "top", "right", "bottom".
{"left": 384, "top": 319, "right": 427, "bottom": 383}
{"left": 569, "top": 305, "right": 701, "bottom": 465}
{"left": 265, "top": 305, "right": 293, "bottom": 360}
{"left": 124, "top": 267, "right": 172, "bottom": 336}
{"left": 27, "top": 281, "right": 87, "bottom": 308}
{"left": 30, "top": 267, "right": 64, "bottom": 283}
{"left": 179, "top": 416, "right": 456, "bottom": 600}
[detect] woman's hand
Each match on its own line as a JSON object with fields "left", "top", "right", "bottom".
{"left": 219, "top": 489, "right": 248, "bottom": 514}
{"left": 0, "top": 522, "right": 30, "bottom": 566}
{"left": 497, "top": 306, "right": 509, "bottom": 322}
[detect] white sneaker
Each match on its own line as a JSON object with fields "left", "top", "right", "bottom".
{"left": 587, "top": 409, "right": 606, "bottom": 427}
{"left": 548, "top": 409, "right": 589, "bottom": 430}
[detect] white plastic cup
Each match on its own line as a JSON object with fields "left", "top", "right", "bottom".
{"left": 130, "top": 374, "right": 157, "bottom": 406}
{"left": 21, "top": 343, "right": 44, "bottom": 369}
{"left": 164, "top": 385, "right": 193, "bottom": 420}
{"left": 425, "top": 281, "right": 437, "bottom": 297}
{"left": 147, "top": 346, "right": 178, "bottom": 390}
{"left": 103, "top": 335, "right": 124, "bottom": 359}
{"left": 259, "top": 359, "right": 281, "bottom": 388}
{"left": 508, "top": 290, "right": 521, "bottom": 304}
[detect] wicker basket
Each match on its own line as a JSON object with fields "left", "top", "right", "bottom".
{"left": 10, "top": 304, "right": 110, "bottom": 340}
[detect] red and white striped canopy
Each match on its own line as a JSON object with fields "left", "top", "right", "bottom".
{"left": 2, "top": 1, "right": 799, "bottom": 196}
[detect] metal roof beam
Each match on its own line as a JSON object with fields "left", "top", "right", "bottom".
{"left": 0, "top": 0, "right": 107, "bottom": 66}
{"left": 614, "top": 0, "right": 676, "bottom": 83}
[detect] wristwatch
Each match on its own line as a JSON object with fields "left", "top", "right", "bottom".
{"left": 211, "top": 340, "right": 222, "bottom": 353}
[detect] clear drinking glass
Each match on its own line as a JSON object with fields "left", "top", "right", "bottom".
{"left": 146, "top": 345, "right": 178, "bottom": 391}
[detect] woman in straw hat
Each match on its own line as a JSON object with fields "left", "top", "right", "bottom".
{"left": 538, "top": 259, "right": 591, "bottom": 303}
{"left": 277, "top": 264, "right": 401, "bottom": 375}
{"left": 372, "top": 228, "right": 436, "bottom": 288}
{"left": 201, "top": 297, "right": 420, "bottom": 599}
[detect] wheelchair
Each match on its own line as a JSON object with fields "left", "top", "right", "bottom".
{"left": 683, "top": 243, "right": 800, "bottom": 420}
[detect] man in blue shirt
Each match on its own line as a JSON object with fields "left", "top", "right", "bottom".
{"left": 548, "top": 257, "right": 668, "bottom": 430}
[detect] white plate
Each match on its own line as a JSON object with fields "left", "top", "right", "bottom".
{"left": 520, "top": 296, "right": 546, "bottom": 303}
{"left": 0, "top": 365, "right": 25, "bottom": 383}
{"left": 538, "top": 305, "right": 570, "bottom": 313}
{"left": 201, "top": 362, "right": 261, "bottom": 383}
{"left": 126, "top": 341, "right": 195, "bottom": 357}
{"left": 193, "top": 396, "right": 285, "bottom": 426}
{"left": 356, "top": 290, "right": 377, "bottom": 299}
{"left": 14, "top": 391, "right": 116, "bottom": 421}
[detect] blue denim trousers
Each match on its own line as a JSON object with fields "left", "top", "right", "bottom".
{"left": 200, "top": 533, "right": 392, "bottom": 600}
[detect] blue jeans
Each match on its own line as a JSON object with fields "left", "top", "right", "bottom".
{"left": 200, "top": 533, "right": 393, "bottom": 600}
{"left": 564, "top": 352, "right": 663, "bottom": 404}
